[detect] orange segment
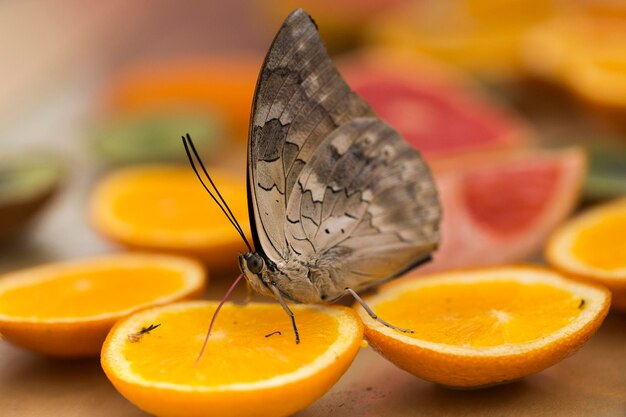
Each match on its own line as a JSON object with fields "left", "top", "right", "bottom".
{"left": 355, "top": 266, "right": 610, "bottom": 388}
{"left": 546, "top": 198, "right": 626, "bottom": 310}
{"left": 0, "top": 254, "right": 205, "bottom": 357}
{"left": 89, "top": 166, "right": 250, "bottom": 265}
{"left": 101, "top": 302, "right": 363, "bottom": 417}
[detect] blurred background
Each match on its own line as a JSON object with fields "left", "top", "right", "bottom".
{"left": 1, "top": 0, "right": 626, "bottom": 275}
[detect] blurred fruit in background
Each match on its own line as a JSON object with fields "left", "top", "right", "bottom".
{"left": 428, "top": 147, "right": 585, "bottom": 271}
{"left": 583, "top": 138, "right": 626, "bottom": 200}
{"left": 340, "top": 49, "right": 529, "bottom": 159}
{"left": 0, "top": 253, "right": 205, "bottom": 357}
{"left": 263, "top": 0, "right": 410, "bottom": 53}
{"left": 546, "top": 198, "right": 626, "bottom": 310}
{"left": 524, "top": 2, "right": 626, "bottom": 113}
{"left": 340, "top": 49, "right": 584, "bottom": 269}
{"left": 88, "top": 166, "right": 249, "bottom": 267}
{"left": 0, "top": 154, "right": 63, "bottom": 242}
{"left": 102, "top": 55, "right": 261, "bottom": 143}
{"left": 366, "top": 0, "right": 554, "bottom": 80}
{"left": 91, "top": 110, "right": 220, "bottom": 166}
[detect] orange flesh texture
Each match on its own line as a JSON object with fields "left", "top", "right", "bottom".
{"left": 570, "top": 210, "right": 626, "bottom": 271}
{"left": 0, "top": 267, "right": 186, "bottom": 319}
{"left": 122, "top": 304, "right": 337, "bottom": 386}
{"left": 374, "top": 280, "right": 584, "bottom": 347}
{"left": 105, "top": 168, "right": 248, "bottom": 237}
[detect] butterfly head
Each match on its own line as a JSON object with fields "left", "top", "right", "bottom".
{"left": 238, "top": 252, "right": 274, "bottom": 297}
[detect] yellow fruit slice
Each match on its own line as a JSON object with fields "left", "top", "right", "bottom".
{"left": 101, "top": 301, "right": 363, "bottom": 417}
{"left": 0, "top": 253, "right": 205, "bottom": 357}
{"left": 89, "top": 166, "right": 250, "bottom": 265}
{"left": 355, "top": 266, "right": 609, "bottom": 388}
{"left": 546, "top": 198, "right": 626, "bottom": 310}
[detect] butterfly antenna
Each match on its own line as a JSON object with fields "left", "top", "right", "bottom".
{"left": 184, "top": 133, "right": 250, "bottom": 245}
{"left": 182, "top": 135, "right": 252, "bottom": 252}
{"left": 194, "top": 273, "right": 246, "bottom": 366}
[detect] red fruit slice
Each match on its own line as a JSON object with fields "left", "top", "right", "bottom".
{"left": 424, "top": 148, "right": 586, "bottom": 272}
{"left": 340, "top": 50, "right": 528, "bottom": 158}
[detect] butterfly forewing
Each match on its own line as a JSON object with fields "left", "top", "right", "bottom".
{"left": 248, "top": 9, "right": 373, "bottom": 262}
{"left": 248, "top": 9, "right": 440, "bottom": 301}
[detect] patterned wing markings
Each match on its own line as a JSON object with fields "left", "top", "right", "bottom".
{"left": 249, "top": 9, "right": 373, "bottom": 261}
{"left": 285, "top": 118, "right": 440, "bottom": 293}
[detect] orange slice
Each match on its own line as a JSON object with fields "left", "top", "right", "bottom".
{"left": 101, "top": 301, "right": 363, "bottom": 417}
{"left": 546, "top": 198, "right": 626, "bottom": 310}
{"left": 89, "top": 165, "right": 250, "bottom": 265}
{"left": 355, "top": 266, "right": 610, "bottom": 388}
{"left": 0, "top": 253, "right": 205, "bottom": 357}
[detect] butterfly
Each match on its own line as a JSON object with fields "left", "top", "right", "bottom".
{"left": 183, "top": 8, "right": 440, "bottom": 359}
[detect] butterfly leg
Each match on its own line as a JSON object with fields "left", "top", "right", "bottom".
{"left": 345, "top": 288, "right": 414, "bottom": 333}
{"left": 270, "top": 284, "right": 301, "bottom": 344}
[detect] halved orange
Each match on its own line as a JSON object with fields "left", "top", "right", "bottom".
{"left": 101, "top": 301, "right": 363, "bottom": 417}
{"left": 546, "top": 198, "right": 626, "bottom": 310}
{"left": 0, "top": 253, "right": 205, "bottom": 357}
{"left": 89, "top": 165, "right": 250, "bottom": 265}
{"left": 355, "top": 266, "right": 610, "bottom": 388}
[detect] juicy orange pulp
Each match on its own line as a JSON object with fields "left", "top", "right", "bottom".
{"left": 105, "top": 168, "right": 246, "bottom": 236}
{"left": 0, "top": 254, "right": 205, "bottom": 357}
{"left": 357, "top": 266, "right": 610, "bottom": 387}
{"left": 123, "top": 304, "right": 338, "bottom": 386}
{"left": 102, "top": 302, "right": 363, "bottom": 417}
{"left": 570, "top": 209, "right": 626, "bottom": 271}
{"left": 90, "top": 166, "right": 250, "bottom": 264}
{"left": 375, "top": 280, "right": 584, "bottom": 348}
{"left": 0, "top": 267, "right": 186, "bottom": 319}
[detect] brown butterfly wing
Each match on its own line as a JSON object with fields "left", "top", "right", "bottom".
{"left": 285, "top": 117, "right": 440, "bottom": 298}
{"left": 247, "top": 9, "right": 373, "bottom": 262}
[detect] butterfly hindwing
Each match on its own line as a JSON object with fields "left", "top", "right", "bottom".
{"left": 248, "top": 9, "right": 373, "bottom": 262}
{"left": 285, "top": 118, "right": 440, "bottom": 296}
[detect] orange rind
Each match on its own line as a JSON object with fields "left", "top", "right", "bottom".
{"left": 546, "top": 198, "right": 626, "bottom": 310}
{"left": 0, "top": 253, "right": 205, "bottom": 357}
{"left": 355, "top": 266, "right": 610, "bottom": 388}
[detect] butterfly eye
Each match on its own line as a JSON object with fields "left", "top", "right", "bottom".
{"left": 247, "top": 254, "right": 265, "bottom": 274}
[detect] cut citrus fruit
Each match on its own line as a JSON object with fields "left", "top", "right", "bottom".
{"left": 355, "top": 266, "right": 610, "bottom": 388}
{"left": 524, "top": 7, "right": 626, "bottom": 110}
{"left": 0, "top": 253, "right": 205, "bottom": 357}
{"left": 101, "top": 301, "right": 363, "bottom": 417}
{"left": 89, "top": 165, "right": 250, "bottom": 265}
{"left": 366, "top": 0, "right": 554, "bottom": 79}
{"left": 423, "top": 147, "right": 585, "bottom": 272}
{"left": 341, "top": 49, "right": 528, "bottom": 159}
{"left": 546, "top": 198, "right": 626, "bottom": 310}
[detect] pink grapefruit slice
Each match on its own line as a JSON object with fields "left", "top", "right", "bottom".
{"left": 340, "top": 49, "right": 529, "bottom": 159}
{"left": 424, "top": 147, "right": 586, "bottom": 271}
